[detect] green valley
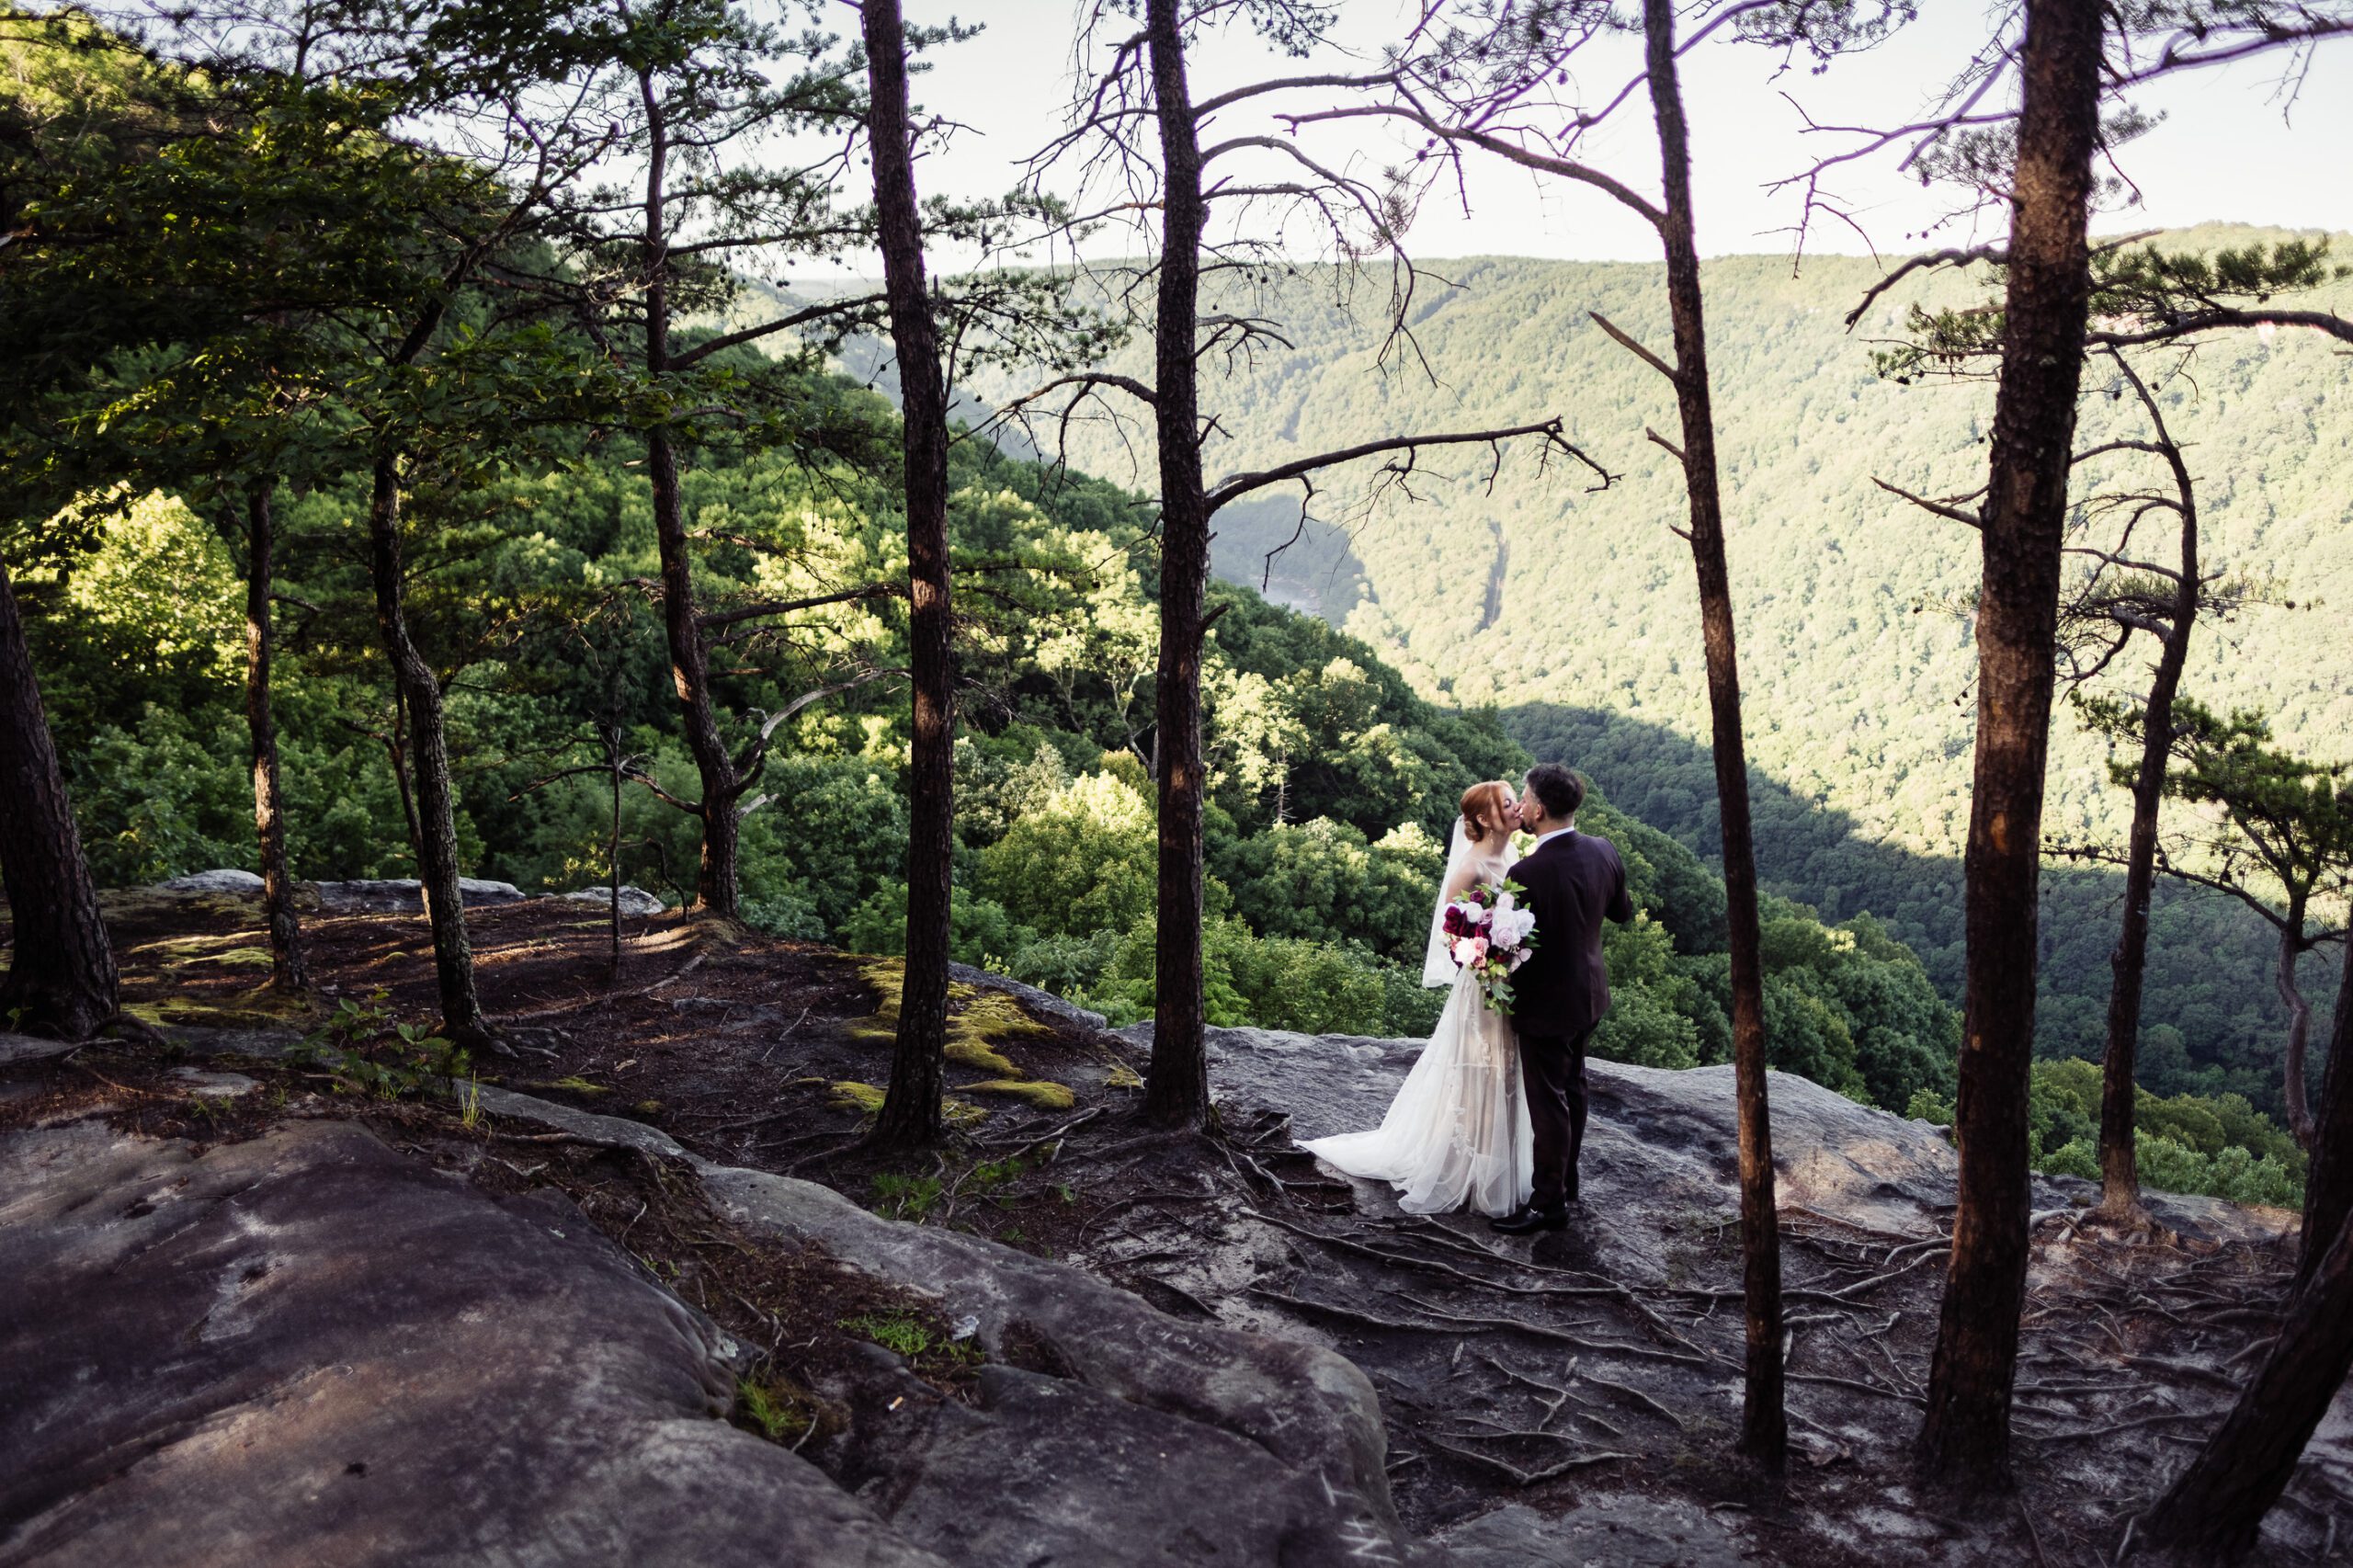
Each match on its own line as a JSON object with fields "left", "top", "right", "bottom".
{"left": 997, "top": 227, "right": 2351, "bottom": 1121}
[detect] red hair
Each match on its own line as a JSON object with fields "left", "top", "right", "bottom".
{"left": 1460, "top": 780, "right": 1512, "bottom": 844}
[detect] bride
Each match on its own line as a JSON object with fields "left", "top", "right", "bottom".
{"left": 1301, "top": 781, "right": 1533, "bottom": 1217}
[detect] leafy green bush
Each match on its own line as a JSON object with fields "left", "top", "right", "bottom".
{"left": 2027, "top": 1057, "right": 2305, "bottom": 1206}
{"left": 1213, "top": 815, "right": 1440, "bottom": 964}
{"left": 743, "top": 893, "right": 828, "bottom": 942}
{"left": 1593, "top": 915, "right": 1708, "bottom": 1069}
{"left": 1906, "top": 1087, "right": 1955, "bottom": 1125}
{"left": 975, "top": 768, "right": 1159, "bottom": 937}
{"left": 1040, "top": 915, "right": 1404, "bottom": 1038}
{"left": 837, "top": 882, "right": 1027, "bottom": 966}
{"left": 737, "top": 756, "right": 908, "bottom": 931}
{"left": 71, "top": 704, "right": 253, "bottom": 885}
{"left": 1591, "top": 982, "right": 1704, "bottom": 1070}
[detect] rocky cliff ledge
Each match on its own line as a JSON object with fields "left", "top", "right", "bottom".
{"left": 0, "top": 891, "right": 2341, "bottom": 1566}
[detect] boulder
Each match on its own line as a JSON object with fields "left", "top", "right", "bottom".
{"left": 559, "top": 885, "right": 665, "bottom": 916}
{"left": 159, "top": 869, "right": 264, "bottom": 895}
{"left": 309, "top": 877, "right": 527, "bottom": 913}
{"left": 0, "top": 1117, "right": 945, "bottom": 1568}
{"left": 152, "top": 873, "right": 663, "bottom": 918}
{"left": 464, "top": 1084, "right": 1426, "bottom": 1568}
{"left": 871, "top": 1364, "right": 1396, "bottom": 1568}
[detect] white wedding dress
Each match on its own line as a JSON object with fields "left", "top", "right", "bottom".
{"left": 1300, "top": 819, "right": 1534, "bottom": 1216}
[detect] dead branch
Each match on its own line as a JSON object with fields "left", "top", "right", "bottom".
{"left": 695, "top": 585, "right": 899, "bottom": 631}
{"left": 1279, "top": 101, "right": 1666, "bottom": 230}
{"left": 1875, "top": 475, "right": 1984, "bottom": 528}
{"left": 670, "top": 292, "right": 889, "bottom": 369}
{"left": 1203, "top": 417, "right": 1611, "bottom": 513}
{"left": 2021, "top": 1408, "right": 2211, "bottom": 1443}
{"left": 1588, "top": 311, "right": 1678, "bottom": 384}
{"left": 1844, "top": 244, "right": 2009, "bottom": 328}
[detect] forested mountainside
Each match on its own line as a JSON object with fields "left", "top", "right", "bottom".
{"left": 19, "top": 368, "right": 2305, "bottom": 1203}
{"left": 992, "top": 225, "right": 2351, "bottom": 1119}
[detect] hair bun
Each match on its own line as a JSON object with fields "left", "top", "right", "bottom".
{"left": 1458, "top": 780, "right": 1509, "bottom": 844}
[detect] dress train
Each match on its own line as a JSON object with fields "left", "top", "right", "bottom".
{"left": 1300, "top": 968, "right": 1533, "bottom": 1217}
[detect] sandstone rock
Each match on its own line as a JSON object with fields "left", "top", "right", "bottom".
{"left": 559, "top": 885, "right": 665, "bottom": 916}
{"left": 166, "top": 1067, "right": 259, "bottom": 1098}
{"left": 1145, "top": 1023, "right": 2290, "bottom": 1250}
{"left": 0, "top": 1119, "right": 945, "bottom": 1568}
{"left": 946, "top": 963, "right": 1108, "bottom": 1035}
{"left": 0, "top": 1033, "right": 76, "bottom": 1069}
{"left": 159, "top": 869, "right": 264, "bottom": 894}
{"left": 874, "top": 1364, "right": 1405, "bottom": 1568}
{"left": 1433, "top": 1496, "right": 1756, "bottom": 1567}
{"left": 461, "top": 1083, "right": 1425, "bottom": 1568}
{"left": 309, "top": 877, "right": 527, "bottom": 912}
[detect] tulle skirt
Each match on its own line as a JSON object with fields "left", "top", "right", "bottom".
{"left": 1301, "top": 971, "right": 1533, "bottom": 1217}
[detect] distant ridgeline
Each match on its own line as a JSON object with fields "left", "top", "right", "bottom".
{"left": 989, "top": 223, "right": 2349, "bottom": 1130}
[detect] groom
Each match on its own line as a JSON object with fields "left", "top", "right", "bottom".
{"left": 1492, "top": 764, "right": 1634, "bottom": 1234}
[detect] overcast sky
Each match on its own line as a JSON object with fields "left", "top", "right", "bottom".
{"left": 877, "top": 0, "right": 2353, "bottom": 267}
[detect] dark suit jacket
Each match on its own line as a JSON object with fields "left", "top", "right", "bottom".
{"left": 1506, "top": 829, "right": 1635, "bottom": 1040}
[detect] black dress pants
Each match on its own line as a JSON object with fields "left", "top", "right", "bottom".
{"left": 1519, "top": 1026, "right": 1594, "bottom": 1210}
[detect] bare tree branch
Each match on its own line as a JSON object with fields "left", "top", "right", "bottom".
{"left": 695, "top": 584, "right": 899, "bottom": 631}
{"left": 1204, "top": 416, "right": 1610, "bottom": 513}
{"left": 1280, "top": 101, "right": 1666, "bottom": 229}
{"left": 1588, "top": 311, "right": 1678, "bottom": 384}
{"left": 1874, "top": 475, "right": 1984, "bottom": 529}
{"left": 670, "top": 293, "right": 889, "bottom": 369}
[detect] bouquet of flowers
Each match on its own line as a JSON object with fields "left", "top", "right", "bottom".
{"left": 1441, "top": 878, "right": 1539, "bottom": 1012}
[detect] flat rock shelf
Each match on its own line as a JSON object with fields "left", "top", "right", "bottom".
{"left": 0, "top": 885, "right": 2343, "bottom": 1566}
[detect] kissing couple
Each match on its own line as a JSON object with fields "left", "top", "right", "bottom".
{"left": 1302, "top": 764, "right": 1633, "bottom": 1234}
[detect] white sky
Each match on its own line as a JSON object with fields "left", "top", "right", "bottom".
{"left": 880, "top": 0, "right": 2353, "bottom": 265}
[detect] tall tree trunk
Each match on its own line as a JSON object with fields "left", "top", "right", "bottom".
{"left": 647, "top": 426, "right": 739, "bottom": 916}
{"left": 2096, "top": 512, "right": 2199, "bottom": 1221}
{"left": 606, "top": 721, "right": 623, "bottom": 976}
{"left": 2300, "top": 937, "right": 2353, "bottom": 1285}
{"left": 1916, "top": 0, "right": 2103, "bottom": 1494}
{"left": 2276, "top": 892, "right": 2315, "bottom": 1147}
{"left": 0, "top": 560, "right": 118, "bottom": 1038}
{"left": 2133, "top": 1206, "right": 2353, "bottom": 1564}
{"left": 864, "top": 0, "right": 955, "bottom": 1153}
{"left": 365, "top": 457, "right": 489, "bottom": 1047}
{"left": 638, "top": 71, "right": 740, "bottom": 919}
{"left": 345, "top": 694, "right": 424, "bottom": 870}
{"left": 1140, "top": 0, "right": 1211, "bottom": 1129}
{"left": 1641, "top": 0, "right": 1783, "bottom": 1466}
{"left": 243, "top": 484, "right": 308, "bottom": 994}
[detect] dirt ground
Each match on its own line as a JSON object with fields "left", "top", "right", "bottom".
{"left": 10, "top": 889, "right": 2349, "bottom": 1566}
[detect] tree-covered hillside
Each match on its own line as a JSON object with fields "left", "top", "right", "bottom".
{"left": 999, "top": 227, "right": 2352, "bottom": 1119}
{"left": 28, "top": 381, "right": 2313, "bottom": 1199}
{"left": 7, "top": 393, "right": 1922, "bottom": 1077}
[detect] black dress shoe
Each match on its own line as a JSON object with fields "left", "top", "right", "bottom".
{"left": 1488, "top": 1204, "right": 1568, "bottom": 1234}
